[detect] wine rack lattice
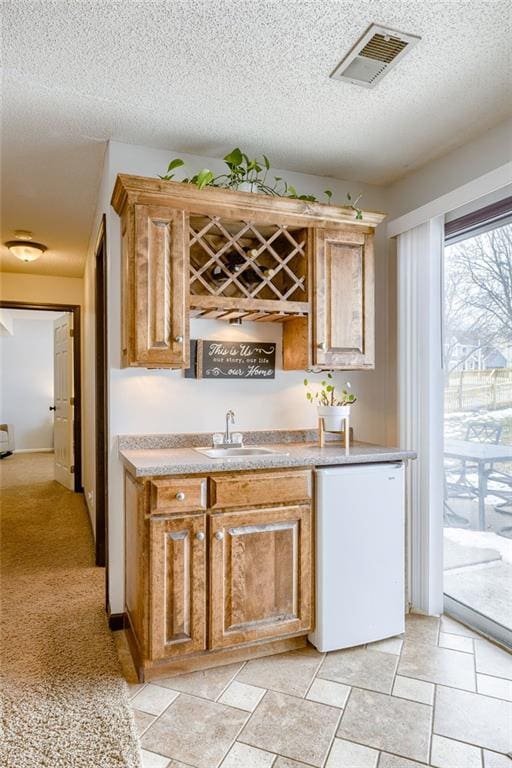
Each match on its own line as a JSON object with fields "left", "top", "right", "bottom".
{"left": 189, "top": 215, "right": 309, "bottom": 322}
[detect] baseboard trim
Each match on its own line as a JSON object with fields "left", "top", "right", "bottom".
{"left": 108, "top": 612, "right": 127, "bottom": 631}
{"left": 14, "top": 448, "right": 54, "bottom": 454}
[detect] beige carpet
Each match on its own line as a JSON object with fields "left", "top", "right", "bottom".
{"left": 0, "top": 452, "right": 142, "bottom": 768}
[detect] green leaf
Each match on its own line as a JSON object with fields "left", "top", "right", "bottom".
{"left": 224, "top": 147, "right": 243, "bottom": 167}
{"left": 327, "top": 372, "right": 333, "bottom": 379}
{"left": 355, "top": 210, "right": 363, "bottom": 220}
{"left": 326, "top": 385, "right": 333, "bottom": 392}
{"left": 324, "top": 189, "right": 333, "bottom": 200}
{"left": 167, "top": 158, "right": 185, "bottom": 173}
{"left": 346, "top": 192, "right": 352, "bottom": 201}
{"left": 303, "top": 378, "right": 308, "bottom": 386}
{"left": 262, "top": 154, "right": 270, "bottom": 170}
{"left": 196, "top": 169, "right": 214, "bottom": 189}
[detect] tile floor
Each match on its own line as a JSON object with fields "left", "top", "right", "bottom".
{"left": 122, "top": 615, "right": 512, "bottom": 768}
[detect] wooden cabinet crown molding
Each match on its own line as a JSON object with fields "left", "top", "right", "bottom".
{"left": 111, "top": 174, "right": 386, "bottom": 230}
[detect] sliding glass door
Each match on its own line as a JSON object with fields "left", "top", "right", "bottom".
{"left": 443, "top": 210, "right": 512, "bottom": 645}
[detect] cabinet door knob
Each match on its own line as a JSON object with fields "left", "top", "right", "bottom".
{"left": 317, "top": 342, "right": 327, "bottom": 351}
{"left": 175, "top": 491, "right": 186, "bottom": 501}
{"left": 195, "top": 531, "right": 205, "bottom": 541}
{"left": 215, "top": 531, "right": 224, "bottom": 541}
{"left": 174, "top": 335, "right": 184, "bottom": 343}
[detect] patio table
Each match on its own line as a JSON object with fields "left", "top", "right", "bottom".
{"left": 444, "top": 439, "right": 512, "bottom": 531}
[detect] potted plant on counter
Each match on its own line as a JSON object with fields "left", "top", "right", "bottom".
{"left": 304, "top": 373, "right": 357, "bottom": 431}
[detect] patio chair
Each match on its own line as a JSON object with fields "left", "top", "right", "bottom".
{"left": 488, "top": 440, "right": 512, "bottom": 538}
{"left": 443, "top": 476, "right": 471, "bottom": 527}
{"left": 444, "top": 420, "right": 503, "bottom": 527}
{"left": 455, "top": 421, "right": 512, "bottom": 538}
{"left": 447, "top": 421, "right": 502, "bottom": 495}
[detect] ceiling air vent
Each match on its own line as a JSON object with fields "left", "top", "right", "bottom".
{"left": 331, "top": 24, "right": 421, "bottom": 88}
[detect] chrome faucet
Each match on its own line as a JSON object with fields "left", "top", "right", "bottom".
{"left": 224, "top": 409, "right": 235, "bottom": 444}
{"left": 212, "top": 410, "right": 243, "bottom": 449}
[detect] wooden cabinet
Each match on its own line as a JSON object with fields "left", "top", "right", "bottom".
{"left": 149, "top": 513, "right": 207, "bottom": 659}
{"left": 209, "top": 504, "right": 312, "bottom": 649}
{"left": 121, "top": 203, "right": 189, "bottom": 368}
{"left": 313, "top": 228, "right": 375, "bottom": 369}
{"left": 124, "top": 467, "right": 314, "bottom": 679}
{"left": 111, "top": 175, "right": 385, "bottom": 371}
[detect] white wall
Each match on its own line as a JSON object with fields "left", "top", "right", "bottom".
{"left": 387, "top": 117, "right": 512, "bottom": 219}
{"left": 0, "top": 313, "right": 59, "bottom": 450}
{"left": 84, "top": 140, "right": 389, "bottom": 613}
{"left": 0, "top": 272, "right": 83, "bottom": 306}
{"left": 384, "top": 115, "right": 512, "bottom": 445}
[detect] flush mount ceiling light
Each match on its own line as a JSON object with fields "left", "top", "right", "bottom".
{"left": 5, "top": 232, "right": 47, "bottom": 262}
{"left": 330, "top": 24, "right": 421, "bottom": 88}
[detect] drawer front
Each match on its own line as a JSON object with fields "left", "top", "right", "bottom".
{"left": 209, "top": 469, "right": 312, "bottom": 510}
{"left": 150, "top": 477, "right": 207, "bottom": 513}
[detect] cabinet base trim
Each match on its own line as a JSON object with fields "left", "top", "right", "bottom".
{"left": 127, "top": 626, "right": 308, "bottom": 682}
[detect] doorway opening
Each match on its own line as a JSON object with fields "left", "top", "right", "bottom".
{"left": 443, "top": 199, "right": 512, "bottom": 646}
{"left": 0, "top": 302, "right": 82, "bottom": 492}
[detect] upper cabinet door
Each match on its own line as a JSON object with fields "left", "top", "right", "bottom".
{"left": 313, "top": 229, "right": 375, "bottom": 369}
{"left": 123, "top": 204, "right": 189, "bottom": 367}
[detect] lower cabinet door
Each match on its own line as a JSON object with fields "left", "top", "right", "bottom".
{"left": 149, "top": 513, "right": 207, "bottom": 660}
{"left": 209, "top": 504, "right": 313, "bottom": 649}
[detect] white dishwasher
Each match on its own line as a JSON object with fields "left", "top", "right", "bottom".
{"left": 308, "top": 462, "right": 405, "bottom": 653}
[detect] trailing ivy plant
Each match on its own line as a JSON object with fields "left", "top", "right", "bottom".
{"left": 303, "top": 372, "right": 357, "bottom": 407}
{"left": 159, "top": 148, "right": 363, "bottom": 218}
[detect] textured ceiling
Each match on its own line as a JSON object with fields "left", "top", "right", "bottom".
{"left": 2, "top": 0, "right": 511, "bottom": 277}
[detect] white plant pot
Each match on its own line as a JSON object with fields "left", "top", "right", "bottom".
{"left": 317, "top": 405, "right": 351, "bottom": 432}
{"left": 237, "top": 181, "right": 256, "bottom": 193}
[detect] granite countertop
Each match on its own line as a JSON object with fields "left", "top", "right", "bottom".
{"left": 119, "top": 432, "right": 416, "bottom": 477}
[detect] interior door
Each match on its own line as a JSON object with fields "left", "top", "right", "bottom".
{"left": 53, "top": 313, "right": 74, "bottom": 490}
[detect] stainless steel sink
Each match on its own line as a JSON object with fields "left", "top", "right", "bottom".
{"left": 194, "top": 446, "right": 289, "bottom": 458}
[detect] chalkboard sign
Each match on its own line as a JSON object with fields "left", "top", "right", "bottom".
{"left": 185, "top": 340, "right": 276, "bottom": 379}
